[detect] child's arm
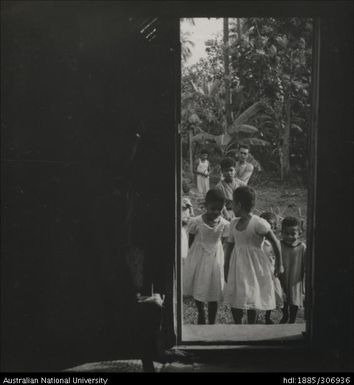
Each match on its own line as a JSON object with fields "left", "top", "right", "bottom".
{"left": 235, "top": 178, "right": 247, "bottom": 186}
{"left": 224, "top": 242, "right": 234, "bottom": 283}
{"left": 265, "top": 230, "right": 283, "bottom": 277}
{"left": 222, "top": 206, "right": 232, "bottom": 221}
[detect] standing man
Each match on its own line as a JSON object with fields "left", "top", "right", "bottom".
{"left": 235, "top": 145, "right": 254, "bottom": 185}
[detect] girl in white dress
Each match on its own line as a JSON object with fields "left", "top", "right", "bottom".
{"left": 183, "top": 189, "right": 230, "bottom": 324}
{"left": 194, "top": 150, "right": 210, "bottom": 197}
{"left": 223, "top": 186, "right": 283, "bottom": 324}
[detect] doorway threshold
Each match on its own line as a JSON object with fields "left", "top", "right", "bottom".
{"left": 182, "top": 324, "right": 306, "bottom": 344}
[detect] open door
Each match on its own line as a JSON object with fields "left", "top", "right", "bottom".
{"left": 1, "top": 4, "right": 178, "bottom": 371}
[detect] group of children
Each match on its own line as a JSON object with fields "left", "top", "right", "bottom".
{"left": 182, "top": 152, "right": 306, "bottom": 325}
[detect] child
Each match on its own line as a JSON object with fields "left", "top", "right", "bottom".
{"left": 223, "top": 186, "right": 283, "bottom": 324}
{"left": 279, "top": 216, "right": 306, "bottom": 324}
{"left": 183, "top": 189, "right": 230, "bottom": 324}
{"left": 181, "top": 181, "right": 194, "bottom": 260}
{"left": 194, "top": 150, "right": 210, "bottom": 197}
{"left": 215, "top": 157, "right": 246, "bottom": 221}
{"left": 260, "top": 211, "right": 285, "bottom": 324}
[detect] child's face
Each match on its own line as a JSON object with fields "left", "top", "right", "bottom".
{"left": 201, "top": 153, "right": 208, "bottom": 161}
{"left": 281, "top": 225, "right": 300, "bottom": 246}
{"left": 206, "top": 202, "right": 223, "bottom": 221}
{"left": 222, "top": 167, "right": 235, "bottom": 182}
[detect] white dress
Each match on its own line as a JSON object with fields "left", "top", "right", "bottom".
{"left": 223, "top": 215, "right": 276, "bottom": 310}
{"left": 196, "top": 159, "right": 210, "bottom": 196}
{"left": 183, "top": 215, "right": 230, "bottom": 302}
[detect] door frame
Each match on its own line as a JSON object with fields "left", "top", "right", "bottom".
{"left": 174, "top": 16, "right": 321, "bottom": 347}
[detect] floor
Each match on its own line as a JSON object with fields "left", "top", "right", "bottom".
{"left": 65, "top": 360, "right": 247, "bottom": 373}
{"left": 182, "top": 323, "right": 306, "bottom": 343}
{"left": 65, "top": 324, "right": 307, "bottom": 373}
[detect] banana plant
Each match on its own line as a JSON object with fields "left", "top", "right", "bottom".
{"left": 191, "top": 100, "right": 270, "bottom": 156}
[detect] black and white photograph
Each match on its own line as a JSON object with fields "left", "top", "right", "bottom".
{"left": 1, "top": 0, "right": 353, "bottom": 377}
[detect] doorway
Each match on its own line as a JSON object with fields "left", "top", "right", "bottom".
{"left": 178, "top": 17, "right": 316, "bottom": 344}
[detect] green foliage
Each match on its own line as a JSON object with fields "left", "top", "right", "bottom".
{"left": 181, "top": 18, "right": 313, "bottom": 176}
{"left": 230, "top": 18, "right": 313, "bottom": 174}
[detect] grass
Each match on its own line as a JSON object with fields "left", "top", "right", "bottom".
{"left": 182, "top": 170, "right": 308, "bottom": 325}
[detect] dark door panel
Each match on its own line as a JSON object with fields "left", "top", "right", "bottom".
{"left": 1, "top": 4, "right": 177, "bottom": 371}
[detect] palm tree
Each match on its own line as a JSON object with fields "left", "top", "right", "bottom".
{"left": 223, "top": 18, "right": 232, "bottom": 134}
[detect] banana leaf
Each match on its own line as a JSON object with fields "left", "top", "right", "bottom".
{"left": 229, "top": 123, "right": 258, "bottom": 134}
{"left": 239, "top": 138, "right": 270, "bottom": 146}
{"left": 291, "top": 123, "right": 303, "bottom": 132}
{"left": 191, "top": 132, "right": 233, "bottom": 146}
{"left": 191, "top": 132, "right": 218, "bottom": 143}
{"left": 233, "top": 101, "right": 265, "bottom": 126}
{"left": 216, "top": 133, "right": 233, "bottom": 146}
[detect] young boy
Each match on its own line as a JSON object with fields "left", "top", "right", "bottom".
{"left": 215, "top": 157, "right": 246, "bottom": 220}
{"left": 279, "top": 216, "right": 306, "bottom": 324}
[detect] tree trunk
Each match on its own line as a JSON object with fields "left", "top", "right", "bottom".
{"left": 223, "top": 18, "right": 232, "bottom": 135}
{"left": 189, "top": 129, "right": 193, "bottom": 175}
{"left": 281, "top": 45, "right": 293, "bottom": 180}
{"left": 279, "top": 146, "right": 284, "bottom": 181}
{"left": 236, "top": 18, "right": 242, "bottom": 42}
{"left": 282, "top": 97, "right": 291, "bottom": 179}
